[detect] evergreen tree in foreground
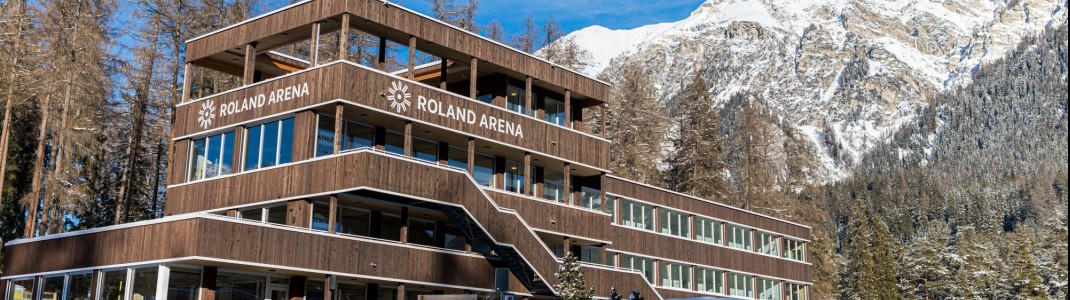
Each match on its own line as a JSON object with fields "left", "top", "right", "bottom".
{"left": 841, "top": 204, "right": 876, "bottom": 300}
{"left": 665, "top": 71, "right": 727, "bottom": 200}
{"left": 555, "top": 252, "right": 595, "bottom": 300}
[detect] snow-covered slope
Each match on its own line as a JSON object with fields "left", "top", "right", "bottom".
{"left": 562, "top": 0, "right": 1068, "bottom": 181}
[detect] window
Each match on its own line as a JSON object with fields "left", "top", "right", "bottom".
{"left": 542, "top": 96, "right": 565, "bottom": 126}
{"left": 337, "top": 207, "right": 370, "bottom": 236}
{"left": 476, "top": 90, "right": 494, "bottom": 105}
{"left": 408, "top": 218, "right": 436, "bottom": 247}
{"left": 188, "top": 131, "right": 235, "bottom": 181}
{"left": 384, "top": 131, "right": 405, "bottom": 155}
{"left": 311, "top": 202, "right": 331, "bottom": 231}
{"left": 100, "top": 269, "right": 128, "bottom": 300}
{"left": 660, "top": 208, "right": 689, "bottom": 238}
{"left": 216, "top": 272, "right": 265, "bottom": 300}
{"left": 728, "top": 273, "right": 753, "bottom": 298}
{"left": 315, "top": 115, "right": 336, "bottom": 157}
{"left": 758, "top": 278, "right": 780, "bottom": 300}
{"left": 620, "top": 199, "right": 655, "bottom": 231}
{"left": 166, "top": 268, "right": 202, "bottom": 300}
{"left": 132, "top": 267, "right": 159, "bottom": 300}
{"left": 446, "top": 147, "right": 468, "bottom": 170}
{"left": 411, "top": 138, "right": 438, "bottom": 162}
{"left": 305, "top": 280, "right": 326, "bottom": 300}
{"left": 442, "top": 223, "right": 467, "bottom": 251}
{"left": 542, "top": 169, "right": 566, "bottom": 202}
{"left": 758, "top": 231, "right": 779, "bottom": 256}
{"left": 786, "top": 283, "right": 807, "bottom": 300}
{"left": 379, "top": 213, "right": 404, "bottom": 241}
{"left": 6, "top": 279, "right": 33, "bottom": 300}
{"left": 619, "top": 254, "right": 655, "bottom": 284}
{"left": 695, "top": 217, "right": 721, "bottom": 244}
{"left": 577, "top": 187, "right": 602, "bottom": 211}
{"left": 784, "top": 239, "right": 804, "bottom": 261}
{"left": 506, "top": 84, "right": 525, "bottom": 114}
{"left": 660, "top": 261, "right": 691, "bottom": 289}
{"left": 239, "top": 204, "right": 286, "bottom": 225}
{"left": 696, "top": 267, "right": 723, "bottom": 294}
{"left": 344, "top": 123, "right": 375, "bottom": 150}
{"left": 244, "top": 118, "right": 294, "bottom": 171}
{"left": 67, "top": 273, "right": 93, "bottom": 300}
{"left": 580, "top": 246, "right": 603, "bottom": 265}
{"left": 727, "top": 224, "right": 752, "bottom": 251}
{"left": 473, "top": 154, "right": 495, "bottom": 187}
{"left": 504, "top": 160, "right": 525, "bottom": 194}
{"left": 337, "top": 283, "right": 367, "bottom": 300}
{"left": 606, "top": 196, "right": 617, "bottom": 222}
{"left": 40, "top": 276, "right": 63, "bottom": 300}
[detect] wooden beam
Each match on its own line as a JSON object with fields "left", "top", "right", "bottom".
{"left": 181, "top": 63, "right": 193, "bottom": 103}
{"left": 243, "top": 43, "right": 257, "bottom": 85}
{"left": 399, "top": 207, "right": 409, "bottom": 243}
{"left": 466, "top": 138, "right": 475, "bottom": 174}
{"left": 564, "top": 90, "right": 572, "bottom": 128}
{"left": 523, "top": 153, "right": 531, "bottom": 196}
{"left": 328, "top": 194, "right": 338, "bottom": 234}
{"left": 439, "top": 58, "right": 448, "bottom": 89}
{"left": 403, "top": 121, "right": 412, "bottom": 156}
{"left": 396, "top": 283, "right": 406, "bottom": 300}
{"left": 407, "top": 36, "right": 417, "bottom": 79}
{"left": 339, "top": 14, "right": 350, "bottom": 61}
{"left": 310, "top": 22, "right": 321, "bottom": 66}
{"left": 377, "top": 37, "right": 387, "bottom": 70}
{"left": 323, "top": 275, "right": 334, "bottom": 300}
{"left": 563, "top": 163, "right": 571, "bottom": 205}
{"left": 333, "top": 104, "right": 344, "bottom": 153}
{"left": 600, "top": 105, "right": 606, "bottom": 137}
{"left": 525, "top": 76, "right": 533, "bottom": 115}
{"left": 469, "top": 58, "right": 478, "bottom": 99}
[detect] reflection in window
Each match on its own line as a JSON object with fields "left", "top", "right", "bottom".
{"left": 238, "top": 205, "right": 286, "bottom": 225}
{"left": 166, "top": 268, "right": 202, "bottom": 300}
{"left": 577, "top": 187, "right": 601, "bottom": 211}
{"left": 580, "top": 246, "right": 603, "bottom": 265}
{"left": 101, "top": 269, "right": 128, "bottom": 300}
{"left": 384, "top": 131, "right": 405, "bottom": 155}
{"left": 442, "top": 223, "right": 467, "bottom": 251}
{"left": 620, "top": 254, "right": 655, "bottom": 284}
{"left": 696, "top": 217, "right": 722, "bottom": 244}
{"left": 660, "top": 261, "right": 691, "bottom": 289}
{"left": 345, "top": 123, "right": 375, "bottom": 150}
{"left": 315, "top": 115, "right": 336, "bottom": 157}
{"left": 758, "top": 231, "right": 779, "bottom": 256}
{"left": 216, "top": 272, "right": 265, "bottom": 300}
{"left": 620, "top": 199, "right": 654, "bottom": 231}
{"left": 606, "top": 196, "right": 617, "bottom": 223}
{"left": 786, "top": 283, "right": 807, "bottom": 300}
{"left": 506, "top": 84, "right": 525, "bottom": 114}
{"left": 727, "top": 225, "right": 752, "bottom": 251}
{"left": 412, "top": 138, "right": 438, "bottom": 162}
{"left": 696, "top": 267, "right": 723, "bottom": 294}
{"left": 759, "top": 278, "right": 781, "bottom": 300}
{"left": 68, "top": 273, "right": 94, "bottom": 300}
{"left": 40, "top": 276, "right": 63, "bottom": 300}
{"left": 188, "top": 131, "right": 235, "bottom": 181}
{"left": 785, "top": 239, "right": 804, "bottom": 261}
{"left": 660, "top": 208, "right": 689, "bottom": 238}
{"left": 504, "top": 160, "right": 524, "bottom": 194}
{"left": 408, "top": 218, "right": 436, "bottom": 247}
{"left": 338, "top": 207, "right": 371, "bottom": 236}
{"left": 542, "top": 169, "right": 566, "bottom": 203}
{"left": 380, "top": 213, "right": 403, "bottom": 241}
{"left": 311, "top": 202, "right": 330, "bottom": 231}
{"left": 446, "top": 147, "right": 468, "bottom": 171}
{"left": 245, "top": 118, "right": 294, "bottom": 171}
{"left": 337, "top": 283, "right": 367, "bottom": 300}
{"left": 132, "top": 267, "right": 159, "bottom": 300}
{"left": 542, "top": 96, "right": 565, "bottom": 126}
{"left": 473, "top": 153, "right": 495, "bottom": 187}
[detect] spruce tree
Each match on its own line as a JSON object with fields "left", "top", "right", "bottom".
{"left": 840, "top": 204, "right": 876, "bottom": 300}
{"left": 555, "top": 252, "right": 594, "bottom": 300}
{"left": 901, "top": 221, "right": 952, "bottom": 299}
{"left": 665, "top": 72, "right": 727, "bottom": 200}
{"left": 869, "top": 214, "right": 899, "bottom": 298}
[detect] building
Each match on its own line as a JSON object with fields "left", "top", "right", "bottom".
{"left": 2, "top": 1, "right": 812, "bottom": 299}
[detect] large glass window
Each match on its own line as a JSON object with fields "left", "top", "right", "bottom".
{"left": 727, "top": 224, "right": 752, "bottom": 251}
{"left": 580, "top": 246, "right": 603, "bottom": 265}
{"left": 311, "top": 202, "right": 331, "bottom": 231}
{"left": 660, "top": 208, "right": 689, "bottom": 238}
{"left": 695, "top": 217, "right": 721, "bottom": 244}
{"left": 216, "top": 272, "right": 264, "bottom": 300}
{"left": 758, "top": 232, "right": 779, "bottom": 256}
{"left": 506, "top": 84, "right": 525, "bottom": 114}
{"left": 244, "top": 118, "right": 294, "bottom": 170}
{"left": 166, "top": 268, "right": 202, "bottom": 300}
{"left": 660, "top": 261, "right": 691, "bottom": 289}
{"left": 577, "top": 187, "right": 601, "bottom": 211}
{"left": 238, "top": 204, "right": 286, "bottom": 225}
{"left": 384, "top": 131, "right": 405, "bottom": 155}
{"left": 7, "top": 279, "right": 33, "bottom": 300}
{"left": 337, "top": 207, "right": 370, "bottom": 236}
{"left": 542, "top": 169, "right": 566, "bottom": 202}
{"left": 786, "top": 283, "right": 807, "bottom": 300}
{"left": 728, "top": 273, "right": 753, "bottom": 298}
{"left": 379, "top": 213, "right": 403, "bottom": 241}
{"left": 442, "top": 223, "right": 467, "bottom": 251}
{"left": 620, "top": 199, "right": 654, "bottom": 231}
{"left": 132, "top": 267, "right": 160, "bottom": 300}
{"left": 412, "top": 138, "right": 438, "bottom": 162}
{"left": 758, "top": 278, "right": 780, "bottom": 300}
{"left": 305, "top": 280, "right": 325, "bottom": 300}
{"left": 188, "top": 131, "right": 235, "bottom": 181}
{"left": 100, "top": 269, "right": 128, "bottom": 300}
{"left": 315, "top": 115, "right": 336, "bottom": 157}
{"left": 67, "top": 273, "right": 94, "bottom": 300}
{"left": 344, "top": 123, "right": 375, "bottom": 150}
{"left": 606, "top": 196, "right": 617, "bottom": 223}
{"left": 408, "top": 218, "right": 436, "bottom": 247}
{"left": 40, "top": 276, "right": 63, "bottom": 300}
{"left": 696, "top": 267, "right": 723, "bottom": 294}
{"left": 473, "top": 154, "right": 495, "bottom": 187}
{"left": 542, "top": 96, "right": 565, "bottom": 126}
{"left": 446, "top": 147, "right": 468, "bottom": 171}
{"left": 337, "top": 283, "right": 366, "bottom": 300}
{"left": 785, "top": 239, "right": 804, "bottom": 261}
{"left": 504, "top": 160, "right": 525, "bottom": 194}
{"left": 620, "top": 254, "right": 655, "bottom": 284}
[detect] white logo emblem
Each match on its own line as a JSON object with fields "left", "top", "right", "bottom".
{"left": 197, "top": 100, "right": 216, "bottom": 129}
{"left": 386, "top": 81, "right": 412, "bottom": 113}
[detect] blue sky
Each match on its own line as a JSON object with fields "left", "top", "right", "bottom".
{"left": 401, "top": 0, "right": 707, "bottom": 34}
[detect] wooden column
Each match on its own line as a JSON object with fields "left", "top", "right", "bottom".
{"left": 562, "top": 237, "right": 571, "bottom": 257}
{"left": 466, "top": 138, "right": 475, "bottom": 174}
{"left": 243, "top": 43, "right": 257, "bottom": 85}
{"left": 523, "top": 153, "right": 531, "bottom": 195}
{"left": 399, "top": 207, "right": 409, "bottom": 243}
{"left": 524, "top": 76, "right": 533, "bottom": 115}
{"left": 403, "top": 121, "right": 413, "bottom": 156}
{"left": 181, "top": 63, "right": 193, "bottom": 103}
{"left": 469, "top": 58, "right": 478, "bottom": 99}
{"left": 600, "top": 172, "right": 608, "bottom": 212}
{"left": 373, "top": 127, "right": 386, "bottom": 151}
{"left": 233, "top": 125, "right": 244, "bottom": 170}
{"left": 439, "top": 59, "right": 448, "bottom": 89}
{"left": 328, "top": 194, "right": 338, "bottom": 234}
{"left": 600, "top": 105, "right": 607, "bottom": 137}
{"left": 377, "top": 37, "right": 387, "bottom": 70}
{"left": 562, "top": 163, "right": 571, "bottom": 205}
{"left": 324, "top": 275, "right": 335, "bottom": 300}
{"left": 339, "top": 14, "right": 350, "bottom": 61}
{"left": 288, "top": 276, "right": 307, "bottom": 300}
{"left": 407, "top": 36, "right": 417, "bottom": 79}
{"left": 334, "top": 104, "right": 344, "bottom": 153}
{"left": 396, "top": 283, "right": 406, "bottom": 300}
{"left": 563, "top": 90, "right": 571, "bottom": 128}
{"left": 226, "top": 209, "right": 238, "bottom": 217}
{"left": 199, "top": 267, "right": 217, "bottom": 300}
{"left": 310, "top": 22, "right": 322, "bottom": 66}
{"left": 287, "top": 199, "right": 312, "bottom": 228}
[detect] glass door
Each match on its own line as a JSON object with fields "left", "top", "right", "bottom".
{"left": 266, "top": 285, "right": 288, "bottom": 300}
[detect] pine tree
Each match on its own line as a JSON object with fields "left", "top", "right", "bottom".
{"left": 665, "top": 72, "right": 727, "bottom": 200}
{"left": 602, "top": 62, "right": 667, "bottom": 185}
{"left": 840, "top": 204, "right": 876, "bottom": 300}
{"left": 555, "top": 252, "right": 594, "bottom": 300}
{"left": 900, "top": 221, "right": 952, "bottom": 299}
{"left": 869, "top": 214, "right": 899, "bottom": 298}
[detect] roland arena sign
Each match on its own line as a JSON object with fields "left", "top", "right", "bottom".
{"left": 385, "top": 81, "right": 524, "bottom": 139}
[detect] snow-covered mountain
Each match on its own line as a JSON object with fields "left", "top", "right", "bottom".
{"left": 563, "top": 0, "right": 1068, "bottom": 180}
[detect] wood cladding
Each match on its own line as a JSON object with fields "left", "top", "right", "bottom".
{"left": 172, "top": 63, "right": 609, "bottom": 172}
{"left": 1, "top": 217, "right": 529, "bottom": 294}
{"left": 185, "top": 0, "right": 608, "bottom": 102}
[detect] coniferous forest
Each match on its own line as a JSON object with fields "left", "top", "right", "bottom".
{"left": 1, "top": 0, "right": 1067, "bottom": 299}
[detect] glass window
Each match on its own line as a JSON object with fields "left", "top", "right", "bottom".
{"left": 786, "top": 283, "right": 807, "bottom": 300}
{"left": 543, "top": 238, "right": 565, "bottom": 258}
{"left": 266, "top": 205, "right": 287, "bottom": 225}
{"left": 336, "top": 283, "right": 367, "bottom": 300}
{"left": 188, "top": 131, "right": 235, "bottom": 181}
{"left": 316, "top": 115, "right": 336, "bottom": 157}
{"left": 408, "top": 218, "right": 436, "bottom": 247}
{"left": 67, "top": 273, "right": 94, "bottom": 300}
{"left": 620, "top": 254, "right": 655, "bottom": 284}
{"left": 7, "top": 279, "right": 33, "bottom": 300}
{"left": 621, "top": 199, "right": 655, "bottom": 231}
{"left": 245, "top": 118, "right": 294, "bottom": 170}
{"left": 338, "top": 207, "right": 370, "bottom": 236}
{"left": 660, "top": 209, "right": 689, "bottom": 238}
{"left": 506, "top": 84, "right": 525, "bottom": 114}
{"left": 578, "top": 187, "right": 602, "bottom": 211}
{"left": 785, "top": 239, "right": 804, "bottom": 261}
{"left": 446, "top": 147, "right": 468, "bottom": 171}
{"left": 696, "top": 217, "right": 722, "bottom": 244}
{"left": 727, "top": 224, "right": 752, "bottom": 251}
{"left": 472, "top": 154, "right": 495, "bottom": 187}
{"left": 132, "top": 267, "right": 159, "bottom": 300}
{"left": 696, "top": 267, "right": 723, "bottom": 294}
{"left": 311, "top": 202, "right": 331, "bottom": 231}
{"left": 412, "top": 139, "right": 438, "bottom": 162}
{"left": 345, "top": 123, "right": 375, "bottom": 150}
{"left": 542, "top": 169, "right": 565, "bottom": 202}
{"left": 166, "top": 268, "right": 201, "bottom": 300}
{"left": 606, "top": 196, "right": 617, "bottom": 222}
{"left": 504, "top": 160, "right": 524, "bottom": 194}
{"left": 542, "top": 96, "right": 565, "bottom": 126}
{"left": 580, "top": 246, "right": 602, "bottom": 265}
{"left": 758, "top": 232, "right": 779, "bottom": 256}
{"left": 305, "top": 281, "right": 325, "bottom": 300}
{"left": 239, "top": 207, "right": 263, "bottom": 222}
{"left": 442, "top": 223, "right": 467, "bottom": 251}
{"left": 728, "top": 273, "right": 753, "bottom": 298}
{"left": 380, "top": 213, "right": 403, "bottom": 241}
{"left": 384, "top": 131, "right": 405, "bottom": 155}
{"left": 476, "top": 90, "right": 494, "bottom": 105}
{"left": 100, "top": 269, "right": 128, "bottom": 300}
{"left": 216, "top": 272, "right": 264, "bottom": 300}
{"left": 660, "top": 261, "right": 691, "bottom": 289}
{"left": 40, "top": 276, "right": 63, "bottom": 300}
{"left": 377, "top": 287, "right": 396, "bottom": 300}
{"left": 758, "top": 278, "right": 780, "bottom": 300}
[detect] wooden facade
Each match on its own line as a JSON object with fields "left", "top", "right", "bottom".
{"left": 2, "top": 1, "right": 811, "bottom": 300}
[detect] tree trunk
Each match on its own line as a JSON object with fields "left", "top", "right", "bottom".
{"left": 116, "top": 22, "right": 160, "bottom": 224}
{"left": 23, "top": 93, "right": 51, "bottom": 238}
{"left": 1, "top": 0, "right": 27, "bottom": 218}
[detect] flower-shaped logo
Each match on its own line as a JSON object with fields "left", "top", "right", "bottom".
{"left": 197, "top": 100, "right": 216, "bottom": 129}
{"left": 386, "top": 81, "right": 412, "bottom": 113}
